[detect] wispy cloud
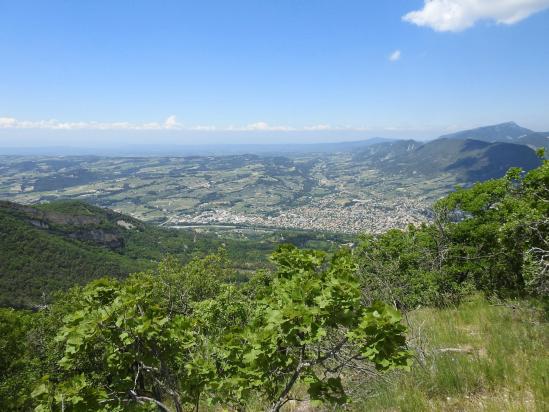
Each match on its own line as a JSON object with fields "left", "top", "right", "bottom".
{"left": 231, "top": 122, "right": 295, "bottom": 132}
{"left": 403, "top": 0, "right": 549, "bottom": 32}
{"left": 0, "top": 116, "right": 453, "bottom": 136}
{"left": 389, "top": 50, "right": 401, "bottom": 62}
{"left": 0, "top": 115, "right": 185, "bottom": 131}
{"left": 0, "top": 116, "right": 366, "bottom": 132}
{"left": 163, "top": 115, "right": 180, "bottom": 129}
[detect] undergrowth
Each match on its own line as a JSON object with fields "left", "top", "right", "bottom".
{"left": 352, "top": 295, "right": 548, "bottom": 411}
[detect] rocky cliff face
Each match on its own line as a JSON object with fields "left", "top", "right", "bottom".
{"left": 67, "top": 229, "right": 125, "bottom": 249}
{"left": 0, "top": 201, "right": 129, "bottom": 250}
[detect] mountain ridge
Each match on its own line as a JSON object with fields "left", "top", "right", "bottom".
{"left": 440, "top": 121, "right": 533, "bottom": 141}
{"left": 438, "top": 122, "right": 548, "bottom": 152}
{"left": 354, "top": 136, "right": 542, "bottom": 180}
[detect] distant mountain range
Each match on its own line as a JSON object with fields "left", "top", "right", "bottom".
{"left": 440, "top": 121, "right": 534, "bottom": 141}
{"left": 0, "top": 121, "right": 547, "bottom": 157}
{"left": 351, "top": 122, "right": 546, "bottom": 180}
{"left": 440, "top": 121, "right": 549, "bottom": 152}
{"left": 0, "top": 122, "right": 546, "bottom": 184}
{"left": 356, "top": 137, "right": 542, "bottom": 181}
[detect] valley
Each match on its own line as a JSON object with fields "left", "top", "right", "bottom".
{"left": 1, "top": 122, "right": 545, "bottom": 234}
{"left": 0, "top": 154, "right": 449, "bottom": 233}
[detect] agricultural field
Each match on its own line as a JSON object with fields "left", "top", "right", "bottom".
{"left": 0, "top": 153, "right": 457, "bottom": 234}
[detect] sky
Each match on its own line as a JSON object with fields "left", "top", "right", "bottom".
{"left": 1, "top": 0, "right": 549, "bottom": 147}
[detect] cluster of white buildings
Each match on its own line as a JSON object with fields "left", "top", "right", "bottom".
{"left": 174, "top": 195, "right": 428, "bottom": 234}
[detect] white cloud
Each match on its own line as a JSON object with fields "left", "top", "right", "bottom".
{"left": 0, "top": 116, "right": 185, "bottom": 131}
{"left": 0, "top": 117, "right": 17, "bottom": 127}
{"left": 223, "top": 122, "right": 295, "bottom": 132}
{"left": 389, "top": 50, "right": 401, "bottom": 62}
{"left": 304, "top": 124, "right": 332, "bottom": 131}
{"left": 0, "top": 116, "right": 416, "bottom": 134}
{"left": 0, "top": 116, "right": 305, "bottom": 132}
{"left": 189, "top": 125, "right": 218, "bottom": 131}
{"left": 243, "top": 122, "right": 294, "bottom": 131}
{"left": 244, "top": 121, "right": 274, "bottom": 131}
{"left": 403, "top": 0, "right": 549, "bottom": 32}
{"left": 164, "top": 115, "right": 180, "bottom": 129}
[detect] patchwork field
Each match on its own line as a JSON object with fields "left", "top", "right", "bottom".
{"left": 0, "top": 154, "right": 457, "bottom": 233}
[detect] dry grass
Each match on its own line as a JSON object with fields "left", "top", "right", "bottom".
{"left": 352, "top": 295, "right": 548, "bottom": 411}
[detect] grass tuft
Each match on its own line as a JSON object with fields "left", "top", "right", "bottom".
{"left": 353, "top": 295, "right": 548, "bottom": 411}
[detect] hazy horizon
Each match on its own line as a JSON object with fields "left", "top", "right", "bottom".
{"left": 2, "top": 1, "right": 549, "bottom": 148}
{"left": 0, "top": 120, "right": 547, "bottom": 153}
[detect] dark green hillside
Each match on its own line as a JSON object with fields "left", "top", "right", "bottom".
{"left": 0, "top": 200, "right": 239, "bottom": 307}
{"left": 421, "top": 139, "right": 541, "bottom": 180}
{"left": 458, "top": 140, "right": 544, "bottom": 180}
{"left": 516, "top": 131, "right": 549, "bottom": 153}
{"left": 0, "top": 200, "right": 350, "bottom": 308}
{"left": 0, "top": 202, "right": 146, "bottom": 308}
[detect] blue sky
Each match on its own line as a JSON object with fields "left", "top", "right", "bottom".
{"left": 1, "top": 0, "right": 548, "bottom": 145}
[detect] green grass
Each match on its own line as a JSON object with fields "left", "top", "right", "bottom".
{"left": 353, "top": 295, "right": 548, "bottom": 411}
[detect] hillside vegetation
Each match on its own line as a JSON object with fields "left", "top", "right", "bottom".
{"left": 356, "top": 296, "right": 548, "bottom": 411}
{"left": 0, "top": 201, "right": 145, "bottom": 307}
{"left": 0, "top": 200, "right": 349, "bottom": 308}
{"left": 0, "top": 160, "right": 547, "bottom": 411}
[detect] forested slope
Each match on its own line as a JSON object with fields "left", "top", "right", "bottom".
{"left": 0, "top": 202, "right": 146, "bottom": 307}
{"left": 0, "top": 200, "right": 349, "bottom": 308}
